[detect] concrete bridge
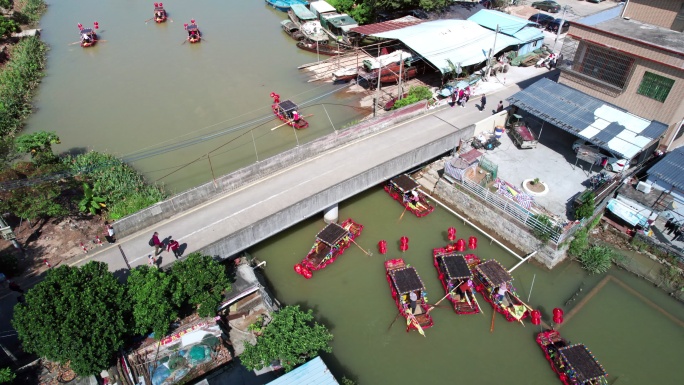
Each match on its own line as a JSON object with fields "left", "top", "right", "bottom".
{"left": 71, "top": 84, "right": 524, "bottom": 271}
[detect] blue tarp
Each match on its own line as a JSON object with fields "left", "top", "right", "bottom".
{"left": 606, "top": 199, "right": 648, "bottom": 227}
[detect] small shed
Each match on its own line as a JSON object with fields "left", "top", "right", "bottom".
{"left": 309, "top": 0, "right": 337, "bottom": 19}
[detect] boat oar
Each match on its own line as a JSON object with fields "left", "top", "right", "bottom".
{"left": 144, "top": 17, "right": 154, "bottom": 23}
{"left": 398, "top": 206, "right": 409, "bottom": 221}
{"left": 433, "top": 287, "right": 458, "bottom": 307}
{"left": 490, "top": 308, "right": 496, "bottom": 333}
{"left": 387, "top": 312, "right": 402, "bottom": 331}
{"left": 350, "top": 238, "right": 372, "bottom": 257}
{"left": 471, "top": 293, "right": 485, "bottom": 316}
{"left": 68, "top": 41, "right": 81, "bottom": 46}
{"left": 181, "top": 39, "right": 188, "bottom": 45}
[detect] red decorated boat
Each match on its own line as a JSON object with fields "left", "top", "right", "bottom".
{"left": 473, "top": 259, "right": 530, "bottom": 323}
{"left": 270, "top": 92, "right": 309, "bottom": 129}
{"left": 384, "top": 174, "right": 434, "bottom": 217}
{"left": 433, "top": 247, "right": 481, "bottom": 315}
{"left": 77, "top": 22, "right": 99, "bottom": 47}
{"left": 536, "top": 330, "right": 609, "bottom": 385}
{"left": 385, "top": 258, "right": 434, "bottom": 335}
{"left": 185, "top": 20, "right": 201, "bottom": 43}
{"left": 153, "top": 3, "right": 168, "bottom": 23}
{"left": 293, "top": 218, "right": 363, "bottom": 279}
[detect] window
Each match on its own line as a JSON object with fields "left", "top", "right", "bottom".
{"left": 637, "top": 72, "right": 674, "bottom": 102}
{"left": 577, "top": 44, "right": 634, "bottom": 89}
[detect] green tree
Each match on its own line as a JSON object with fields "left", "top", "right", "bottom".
{"left": 0, "top": 367, "right": 16, "bottom": 383}
{"left": 0, "top": 16, "right": 19, "bottom": 37}
{"left": 577, "top": 246, "right": 614, "bottom": 274}
{"left": 15, "top": 131, "right": 60, "bottom": 166}
{"left": 126, "top": 266, "right": 178, "bottom": 338}
{"left": 392, "top": 85, "right": 433, "bottom": 109}
{"left": 170, "top": 253, "right": 230, "bottom": 317}
{"left": 241, "top": 305, "right": 333, "bottom": 373}
{"left": 12, "top": 262, "right": 129, "bottom": 376}
{"left": 575, "top": 193, "right": 595, "bottom": 220}
{"left": 0, "top": 181, "right": 68, "bottom": 221}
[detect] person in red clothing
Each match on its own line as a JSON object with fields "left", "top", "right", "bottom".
{"left": 167, "top": 238, "right": 181, "bottom": 259}
{"left": 152, "top": 231, "right": 162, "bottom": 256}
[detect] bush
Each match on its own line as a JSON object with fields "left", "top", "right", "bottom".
{"left": 578, "top": 246, "right": 614, "bottom": 274}
{"left": 568, "top": 230, "right": 588, "bottom": 257}
{"left": 575, "top": 193, "right": 595, "bottom": 220}
{"left": 392, "top": 85, "right": 433, "bottom": 110}
{"left": 531, "top": 214, "right": 558, "bottom": 244}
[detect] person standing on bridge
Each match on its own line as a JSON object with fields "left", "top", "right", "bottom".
{"left": 167, "top": 238, "right": 181, "bottom": 259}
{"left": 151, "top": 231, "right": 162, "bottom": 256}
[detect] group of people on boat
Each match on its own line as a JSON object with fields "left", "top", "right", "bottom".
{"left": 492, "top": 283, "right": 526, "bottom": 320}
{"left": 448, "top": 278, "right": 474, "bottom": 303}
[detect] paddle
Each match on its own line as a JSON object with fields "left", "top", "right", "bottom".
{"left": 144, "top": 17, "right": 154, "bottom": 23}
{"left": 471, "top": 293, "right": 485, "bottom": 316}
{"left": 490, "top": 308, "right": 496, "bottom": 333}
{"left": 406, "top": 309, "right": 425, "bottom": 337}
{"left": 398, "top": 206, "right": 408, "bottom": 221}
{"left": 350, "top": 238, "right": 372, "bottom": 256}
{"left": 433, "top": 287, "right": 458, "bottom": 307}
{"left": 387, "top": 312, "right": 402, "bottom": 331}
{"left": 68, "top": 41, "right": 81, "bottom": 46}
{"left": 181, "top": 38, "right": 188, "bottom": 45}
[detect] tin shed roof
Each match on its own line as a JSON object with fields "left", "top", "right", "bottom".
{"left": 507, "top": 78, "right": 667, "bottom": 159}
{"left": 648, "top": 147, "right": 684, "bottom": 190}
{"left": 349, "top": 16, "right": 424, "bottom": 35}
{"left": 468, "top": 9, "right": 543, "bottom": 43}
{"left": 266, "top": 356, "right": 338, "bottom": 385}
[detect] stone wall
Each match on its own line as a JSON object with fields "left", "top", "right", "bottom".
{"left": 433, "top": 178, "right": 569, "bottom": 268}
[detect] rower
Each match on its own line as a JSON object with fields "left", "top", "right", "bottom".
{"left": 409, "top": 291, "right": 418, "bottom": 314}
{"left": 292, "top": 110, "right": 300, "bottom": 122}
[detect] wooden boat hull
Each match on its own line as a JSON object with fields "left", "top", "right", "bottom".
{"left": 473, "top": 260, "right": 529, "bottom": 323}
{"left": 81, "top": 33, "right": 97, "bottom": 47}
{"left": 385, "top": 258, "right": 434, "bottom": 333}
{"left": 378, "top": 65, "right": 420, "bottom": 84}
{"left": 332, "top": 67, "right": 359, "bottom": 82}
{"left": 271, "top": 104, "right": 308, "bottom": 129}
{"left": 384, "top": 181, "right": 434, "bottom": 218}
{"left": 296, "top": 41, "right": 351, "bottom": 56}
{"left": 294, "top": 218, "right": 363, "bottom": 278}
{"left": 432, "top": 248, "right": 481, "bottom": 315}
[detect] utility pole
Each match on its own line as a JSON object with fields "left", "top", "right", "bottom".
{"left": 486, "top": 24, "right": 499, "bottom": 79}
{"left": 397, "top": 52, "right": 404, "bottom": 100}
{"left": 553, "top": 5, "right": 569, "bottom": 53}
{"left": 372, "top": 48, "right": 382, "bottom": 118}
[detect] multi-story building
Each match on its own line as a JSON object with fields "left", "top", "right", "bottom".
{"left": 558, "top": 0, "right": 684, "bottom": 151}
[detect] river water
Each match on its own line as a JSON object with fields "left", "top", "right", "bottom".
{"left": 26, "top": 2, "right": 683, "bottom": 384}
{"left": 26, "top": 1, "right": 367, "bottom": 192}
{"left": 250, "top": 187, "right": 684, "bottom": 384}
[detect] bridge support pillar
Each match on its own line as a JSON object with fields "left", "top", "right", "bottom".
{"left": 323, "top": 204, "right": 339, "bottom": 224}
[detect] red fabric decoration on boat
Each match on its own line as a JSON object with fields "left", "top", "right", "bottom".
{"left": 294, "top": 264, "right": 303, "bottom": 275}
{"left": 184, "top": 23, "right": 188, "bottom": 29}
{"left": 446, "top": 244, "right": 455, "bottom": 252}
{"left": 468, "top": 236, "right": 478, "bottom": 250}
{"left": 447, "top": 227, "right": 456, "bottom": 241}
{"left": 154, "top": 3, "right": 158, "bottom": 6}
{"left": 455, "top": 239, "right": 466, "bottom": 252}
{"left": 553, "top": 308, "right": 563, "bottom": 317}
{"left": 77, "top": 23, "right": 83, "bottom": 29}
{"left": 94, "top": 21, "right": 99, "bottom": 29}
{"left": 399, "top": 243, "right": 408, "bottom": 252}
{"left": 553, "top": 315, "right": 563, "bottom": 325}
{"left": 191, "top": 19, "right": 195, "bottom": 23}
{"left": 378, "top": 240, "right": 387, "bottom": 254}
{"left": 159, "top": 2, "right": 163, "bottom": 5}
{"left": 400, "top": 236, "right": 409, "bottom": 245}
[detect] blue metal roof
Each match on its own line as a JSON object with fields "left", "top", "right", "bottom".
{"left": 266, "top": 356, "right": 338, "bottom": 385}
{"left": 468, "top": 9, "right": 542, "bottom": 43}
{"left": 648, "top": 147, "right": 684, "bottom": 190}
{"left": 291, "top": 3, "right": 317, "bottom": 21}
{"left": 507, "top": 78, "right": 668, "bottom": 159}
{"left": 578, "top": 2, "right": 624, "bottom": 26}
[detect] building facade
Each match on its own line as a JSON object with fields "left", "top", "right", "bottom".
{"left": 558, "top": 1, "right": 684, "bottom": 151}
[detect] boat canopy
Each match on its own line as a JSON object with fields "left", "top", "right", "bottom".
{"left": 440, "top": 254, "right": 472, "bottom": 281}
{"left": 559, "top": 344, "right": 608, "bottom": 383}
{"left": 81, "top": 28, "right": 93, "bottom": 34}
{"left": 187, "top": 24, "right": 199, "bottom": 31}
{"left": 154, "top": 6, "right": 165, "bottom": 11}
{"left": 316, "top": 223, "right": 349, "bottom": 247}
{"left": 391, "top": 267, "right": 425, "bottom": 295}
{"left": 390, "top": 174, "right": 419, "bottom": 193}
{"left": 281, "top": 20, "right": 298, "bottom": 31}
{"left": 475, "top": 260, "right": 512, "bottom": 287}
{"left": 291, "top": 3, "right": 317, "bottom": 21}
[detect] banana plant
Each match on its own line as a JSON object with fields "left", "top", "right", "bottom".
{"left": 78, "top": 182, "right": 106, "bottom": 215}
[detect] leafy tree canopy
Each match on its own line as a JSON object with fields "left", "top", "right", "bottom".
{"left": 0, "top": 367, "right": 16, "bottom": 383}
{"left": 12, "top": 262, "right": 129, "bottom": 376}
{"left": 126, "top": 266, "right": 178, "bottom": 338}
{"left": 241, "top": 305, "right": 333, "bottom": 373}
{"left": 170, "top": 253, "right": 231, "bottom": 317}
{"left": 15, "top": 130, "right": 60, "bottom": 166}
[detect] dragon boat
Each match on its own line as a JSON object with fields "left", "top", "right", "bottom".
{"left": 536, "top": 330, "right": 609, "bottom": 385}
{"left": 433, "top": 248, "right": 481, "bottom": 315}
{"left": 77, "top": 22, "right": 98, "bottom": 47}
{"left": 385, "top": 258, "right": 434, "bottom": 335}
{"left": 294, "top": 218, "right": 363, "bottom": 279}
{"left": 473, "top": 259, "right": 529, "bottom": 323}
{"left": 270, "top": 92, "right": 309, "bottom": 129}
{"left": 153, "top": 3, "right": 167, "bottom": 23}
{"left": 384, "top": 174, "right": 434, "bottom": 217}
{"left": 185, "top": 21, "right": 201, "bottom": 43}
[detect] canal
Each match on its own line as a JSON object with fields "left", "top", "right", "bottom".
{"left": 250, "top": 186, "right": 684, "bottom": 384}
{"left": 26, "top": 1, "right": 368, "bottom": 192}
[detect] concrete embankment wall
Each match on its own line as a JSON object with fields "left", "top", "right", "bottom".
{"left": 433, "top": 178, "right": 569, "bottom": 268}
{"left": 114, "top": 102, "right": 474, "bottom": 257}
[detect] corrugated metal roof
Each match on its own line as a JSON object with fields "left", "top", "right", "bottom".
{"left": 349, "top": 16, "right": 424, "bottom": 35}
{"left": 368, "top": 20, "right": 519, "bottom": 73}
{"left": 310, "top": 1, "right": 336, "bottom": 15}
{"left": 648, "top": 147, "right": 684, "bottom": 190}
{"left": 266, "top": 356, "right": 338, "bottom": 385}
{"left": 291, "top": 4, "right": 317, "bottom": 21}
{"left": 578, "top": 2, "right": 623, "bottom": 26}
{"left": 507, "top": 78, "right": 667, "bottom": 159}
{"left": 468, "top": 9, "right": 541, "bottom": 42}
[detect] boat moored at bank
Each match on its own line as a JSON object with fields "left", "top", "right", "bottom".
{"left": 433, "top": 249, "right": 481, "bottom": 315}
{"left": 384, "top": 174, "right": 434, "bottom": 217}
{"left": 536, "top": 330, "right": 609, "bottom": 385}
{"left": 473, "top": 259, "right": 529, "bottom": 323}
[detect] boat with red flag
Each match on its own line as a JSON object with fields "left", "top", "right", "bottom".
{"left": 185, "top": 20, "right": 201, "bottom": 43}
{"left": 153, "top": 3, "right": 168, "bottom": 23}
{"left": 473, "top": 259, "right": 530, "bottom": 323}
{"left": 385, "top": 258, "right": 434, "bottom": 335}
{"left": 433, "top": 246, "right": 481, "bottom": 315}
{"left": 536, "top": 330, "right": 609, "bottom": 385}
{"left": 270, "top": 92, "right": 308, "bottom": 129}
{"left": 384, "top": 174, "right": 434, "bottom": 217}
{"left": 78, "top": 22, "right": 99, "bottom": 47}
{"left": 294, "top": 218, "right": 363, "bottom": 279}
